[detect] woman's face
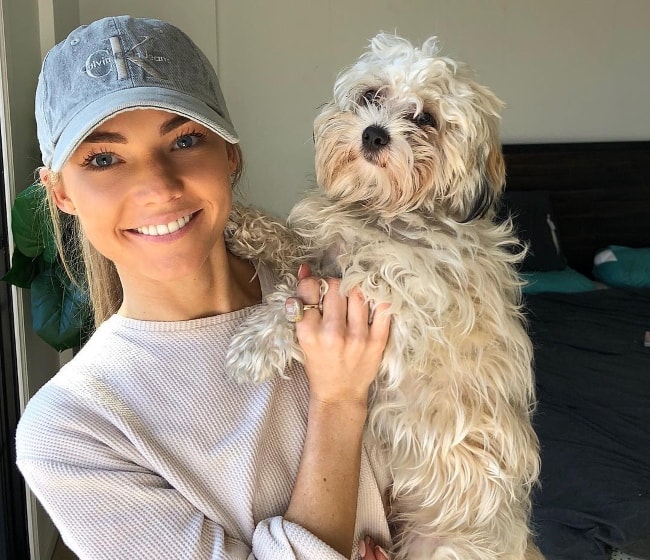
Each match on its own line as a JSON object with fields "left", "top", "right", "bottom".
{"left": 47, "top": 108, "right": 238, "bottom": 287}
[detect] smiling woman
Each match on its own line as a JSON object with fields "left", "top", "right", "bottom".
{"left": 44, "top": 108, "right": 242, "bottom": 322}
{"left": 13, "top": 15, "right": 392, "bottom": 560}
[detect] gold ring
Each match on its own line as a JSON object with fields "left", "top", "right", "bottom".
{"left": 285, "top": 279, "right": 329, "bottom": 323}
{"left": 285, "top": 298, "right": 321, "bottom": 323}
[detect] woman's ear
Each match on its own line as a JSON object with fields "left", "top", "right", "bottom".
{"left": 40, "top": 168, "right": 76, "bottom": 214}
{"left": 226, "top": 143, "right": 238, "bottom": 176}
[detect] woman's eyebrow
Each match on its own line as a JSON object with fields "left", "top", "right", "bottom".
{"left": 160, "top": 115, "right": 190, "bottom": 135}
{"left": 83, "top": 131, "right": 127, "bottom": 144}
{"left": 82, "top": 115, "right": 192, "bottom": 145}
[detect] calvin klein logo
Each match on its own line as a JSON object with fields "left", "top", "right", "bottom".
{"left": 84, "top": 35, "right": 171, "bottom": 80}
{"left": 85, "top": 50, "right": 113, "bottom": 78}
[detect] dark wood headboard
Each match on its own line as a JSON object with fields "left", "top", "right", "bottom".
{"left": 502, "top": 141, "right": 650, "bottom": 277}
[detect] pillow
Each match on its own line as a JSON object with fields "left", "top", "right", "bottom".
{"left": 521, "top": 267, "right": 596, "bottom": 294}
{"left": 497, "top": 191, "right": 566, "bottom": 272}
{"left": 593, "top": 245, "right": 650, "bottom": 288}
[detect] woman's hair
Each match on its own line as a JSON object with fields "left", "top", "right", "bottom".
{"left": 43, "top": 143, "right": 244, "bottom": 329}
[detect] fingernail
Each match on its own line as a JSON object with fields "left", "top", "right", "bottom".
{"left": 357, "top": 539, "right": 366, "bottom": 557}
{"left": 375, "top": 545, "right": 389, "bottom": 559}
{"left": 297, "top": 264, "right": 305, "bottom": 278}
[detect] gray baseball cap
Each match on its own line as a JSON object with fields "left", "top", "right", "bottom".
{"left": 36, "top": 15, "right": 239, "bottom": 172}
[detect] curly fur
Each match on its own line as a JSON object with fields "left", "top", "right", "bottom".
{"left": 225, "top": 33, "right": 543, "bottom": 560}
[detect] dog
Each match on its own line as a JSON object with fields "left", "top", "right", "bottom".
{"left": 225, "top": 33, "right": 543, "bottom": 560}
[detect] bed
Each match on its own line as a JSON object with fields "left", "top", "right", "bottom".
{"left": 499, "top": 141, "right": 650, "bottom": 560}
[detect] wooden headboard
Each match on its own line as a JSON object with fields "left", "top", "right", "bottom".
{"left": 502, "top": 141, "right": 650, "bottom": 277}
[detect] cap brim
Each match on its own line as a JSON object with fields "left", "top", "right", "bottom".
{"left": 51, "top": 86, "right": 239, "bottom": 172}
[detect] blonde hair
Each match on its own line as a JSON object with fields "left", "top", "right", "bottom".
{"left": 42, "top": 143, "right": 244, "bottom": 330}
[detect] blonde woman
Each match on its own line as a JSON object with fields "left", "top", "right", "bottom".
{"left": 16, "top": 16, "right": 390, "bottom": 560}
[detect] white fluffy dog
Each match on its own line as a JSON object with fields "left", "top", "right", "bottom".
{"left": 225, "top": 33, "right": 543, "bottom": 560}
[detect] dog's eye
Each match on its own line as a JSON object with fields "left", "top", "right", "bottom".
{"left": 414, "top": 112, "right": 436, "bottom": 128}
{"left": 361, "top": 89, "right": 379, "bottom": 105}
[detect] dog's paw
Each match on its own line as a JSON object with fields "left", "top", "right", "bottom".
{"left": 225, "top": 298, "right": 302, "bottom": 384}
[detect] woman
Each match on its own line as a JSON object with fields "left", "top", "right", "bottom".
{"left": 16, "top": 15, "right": 391, "bottom": 560}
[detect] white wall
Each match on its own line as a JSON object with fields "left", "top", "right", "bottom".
{"left": 68, "top": 0, "right": 650, "bottom": 218}
{"left": 215, "top": 0, "right": 650, "bottom": 217}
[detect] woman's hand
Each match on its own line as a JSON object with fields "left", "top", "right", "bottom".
{"left": 358, "top": 536, "right": 390, "bottom": 559}
{"left": 294, "top": 263, "right": 391, "bottom": 407}
{"left": 284, "top": 263, "right": 391, "bottom": 558}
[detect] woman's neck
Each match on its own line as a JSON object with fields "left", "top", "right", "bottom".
{"left": 116, "top": 252, "right": 262, "bottom": 321}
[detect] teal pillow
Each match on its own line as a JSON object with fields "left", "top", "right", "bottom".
{"left": 521, "top": 267, "right": 596, "bottom": 294}
{"left": 593, "top": 246, "right": 650, "bottom": 288}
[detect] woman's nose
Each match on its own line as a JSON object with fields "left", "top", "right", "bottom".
{"left": 132, "top": 154, "right": 183, "bottom": 204}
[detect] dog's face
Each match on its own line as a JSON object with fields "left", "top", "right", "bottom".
{"left": 314, "top": 33, "right": 505, "bottom": 222}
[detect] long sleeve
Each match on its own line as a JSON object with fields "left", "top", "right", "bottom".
{"left": 16, "top": 311, "right": 391, "bottom": 559}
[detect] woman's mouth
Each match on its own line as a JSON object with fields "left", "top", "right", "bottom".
{"left": 134, "top": 212, "right": 195, "bottom": 236}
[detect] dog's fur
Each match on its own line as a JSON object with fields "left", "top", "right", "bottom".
{"left": 224, "top": 33, "right": 543, "bottom": 560}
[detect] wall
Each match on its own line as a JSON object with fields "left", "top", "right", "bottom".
{"left": 216, "top": 0, "right": 650, "bottom": 217}
{"left": 59, "top": 0, "right": 650, "bottom": 218}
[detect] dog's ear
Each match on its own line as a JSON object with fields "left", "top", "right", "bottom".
{"left": 460, "top": 182, "right": 494, "bottom": 222}
{"left": 460, "top": 143, "right": 505, "bottom": 222}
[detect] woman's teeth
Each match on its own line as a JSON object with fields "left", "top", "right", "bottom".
{"left": 136, "top": 214, "right": 193, "bottom": 236}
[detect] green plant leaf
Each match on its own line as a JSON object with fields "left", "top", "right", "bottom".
{"left": 30, "top": 262, "right": 92, "bottom": 351}
{"left": 5, "top": 182, "right": 88, "bottom": 351}
{"left": 0, "top": 247, "right": 43, "bottom": 288}
{"left": 11, "top": 182, "right": 57, "bottom": 263}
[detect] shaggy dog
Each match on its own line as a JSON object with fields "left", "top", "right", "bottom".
{"left": 224, "top": 33, "right": 543, "bottom": 560}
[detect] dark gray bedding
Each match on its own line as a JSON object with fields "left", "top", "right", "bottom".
{"left": 526, "top": 288, "right": 650, "bottom": 559}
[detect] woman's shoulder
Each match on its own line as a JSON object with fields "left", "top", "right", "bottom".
{"left": 15, "top": 356, "right": 120, "bottom": 469}
{"left": 16, "top": 307, "right": 264, "bottom": 434}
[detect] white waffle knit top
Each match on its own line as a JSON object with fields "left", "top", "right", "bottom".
{"left": 16, "top": 267, "right": 392, "bottom": 560}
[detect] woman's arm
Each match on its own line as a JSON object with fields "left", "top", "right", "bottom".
{"left": 285, "top": 399, "right": 368, "bottom": 556}
{"left": 17, "top": 381, "right": 367, "bottom": 560}
{"left": 285, "top": 265, "right": 391, "bottom": 557}
{"left": 16, "top": 389, "right": 253, "bottom": 560}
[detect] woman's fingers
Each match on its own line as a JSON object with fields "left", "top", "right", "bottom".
{"left": 346, "top": 287, "right": 371, "bottom": 332}
{"left": 358, "top": 536, "right": 390, "bottom": 559}
{"left": 368, "top": 300, "right": 391, "bottom": 345}
{"left": 297, "top": 263, "right": 312, "bottom": 282}
{"left": 293, "top": 266, "right": 392, "bottom": 345}
{"left": 319, "top": 278, "right": 346, "bottom": 325}
{"left": 291, "top": 265, "right": 391, "bottom": 405}
{"left": 294, "top": 276, "right": 327, "bottom": 330}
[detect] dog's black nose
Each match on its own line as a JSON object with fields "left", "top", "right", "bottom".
{"left": 362, "top": 125, "right": 390, "bottom": 151}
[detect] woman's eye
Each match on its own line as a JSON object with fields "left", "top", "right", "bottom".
{"left": 414, "top": 112, "right": 436, "bottom": 128}
{"left": 87, "top": 153, "right": 116, "bottom": 168}
{"left": 174, "top": 133, "right": 202, "bottom": 150}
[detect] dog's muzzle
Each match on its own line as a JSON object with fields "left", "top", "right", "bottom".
{"left": 362, "top": 125, "right": 390, "bottom": 152}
